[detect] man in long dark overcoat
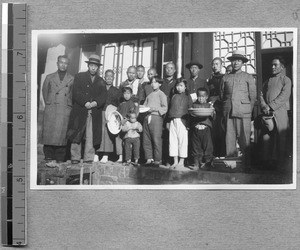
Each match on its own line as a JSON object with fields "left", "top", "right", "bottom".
{"left": 67, "top": 54, "right": 107, "bottom": 164}
{"left": 41, "top": 55, "right": 74, "bottom": 167}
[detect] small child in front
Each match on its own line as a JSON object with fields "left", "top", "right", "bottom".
{"left": 190, "top": 87, "right": 214, "bottom": 170}
{"left": 143, "top": 76, "right": 168, "bottom": 167}
{"left": 168, "top": 78, "right": 193, "bottom": 170}
{"left": 122, "top": 111, "right": 143, "bottom": 166}
{"left": 116, "top": 87, "right": 139, "bottom": 163}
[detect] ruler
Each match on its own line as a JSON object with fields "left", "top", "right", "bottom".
{"left": 1, "top": 3, "right": 27, "bottom": 246}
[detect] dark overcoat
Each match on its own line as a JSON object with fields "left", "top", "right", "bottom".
{"left": 41, "top": 71, "right": 74, "bottom": 146}
{"left": 103, "top": 86, "right": 122, "bottom": 111}
{"left": 67, "top": 71, "right": 107, "bottom": 146}
{"left": 187, "top": 76, "right": 209, "bottom": 95}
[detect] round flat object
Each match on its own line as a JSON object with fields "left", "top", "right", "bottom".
{"left": 105, "top": 104, "right": 117, "bottom": 121}
{"left": 188, "top": 107, "right": 214, "bottom": 117}
{"left": 139, "top": 106, "right": 150, "bottom": 113}
{"left": 107, "top": 111, "right": 123, "bottom": 135}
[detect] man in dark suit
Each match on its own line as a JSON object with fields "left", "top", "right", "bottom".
{"left": 220, "top": 50, "right": 256, "bottom": 162}
{"left": 42, "top": 55, "right": 74, "bottom": 167}
{"left": 185, "top": 61, "right": 209, "bottom": 102}
{"left": 160, "top": 62, "right": 177, "bottom": 166}
{"left": 67, "top": 54, "right": 107, "bottom": 164}
{"left": 207, "top": 57, "right": 225, "bottom": 157}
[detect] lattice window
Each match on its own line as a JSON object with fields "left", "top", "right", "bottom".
{"left": 214, "top": 32, "right": 256, "bottom": 74}
{"left": 100, "top": 37, "right": 158, "bottom": 87}
{"left": 261, "top": 31, "right": 293, "bottom": 49}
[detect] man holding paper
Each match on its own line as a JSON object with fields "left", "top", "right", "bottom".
{"left": 185, "top": 61, "right": 209, "bottom": 102}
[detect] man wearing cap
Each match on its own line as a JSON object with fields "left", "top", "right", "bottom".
{"left": 67, "top": 54, "right": 107, "bottom": 164}
{"left": 220, "top": 50, "right": 256, "bottom": 162}
{"left": 185, "top": 61, "right": 209, "bottom": 102}
{"left": 259, "top": 56, "right": 291, "bottom": 169}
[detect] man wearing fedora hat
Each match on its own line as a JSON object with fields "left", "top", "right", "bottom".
{"left": 220, "top": 50, "right": 256, "bottom": 163}
{"left": 185, "top": 61, "right": 209, "bottom": 102}
{"left": 67, "top": 54, "right": 107, "bottom": 164}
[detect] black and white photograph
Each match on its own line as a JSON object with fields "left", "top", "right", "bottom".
{"left": 30, "top": 29, "right": 297, "bottom": 189}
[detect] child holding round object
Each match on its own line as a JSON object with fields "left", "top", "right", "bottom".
{"left": 189, "top": 87, "right": 214, "bottom": 170}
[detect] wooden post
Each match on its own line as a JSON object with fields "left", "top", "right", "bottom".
{"left": 176, "top": 32, "right": 182, "bottom": 78}
{"left": 80, "top": 166, "right": 83, "bottom": 185}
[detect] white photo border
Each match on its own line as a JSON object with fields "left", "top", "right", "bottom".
{"left": 30, "top": 28, "right": 298, "bottom": 190}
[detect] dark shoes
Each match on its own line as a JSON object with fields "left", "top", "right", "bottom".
{"left": 200, "top": 161, "right": 211, "bottom": 170}
{"left": 189, "top": 158, "right": 200, "bottom": 171}
{"left": 132, "top": 161, "right": 140, "bottom": 167}
{"left": 83, "top": 160, "right": 93, "bottom": 164}
{"left": 145, "top": 159, "right": 154, "bottom": 165}
{"left": 122, "top": 161, "right": 140, "bottom": 167}
{"left": 45, "top": 160, "right": 57, "bottom": 168}
{"left": 189, "top": 165, "right": 199, "bottom": 171}
{"left": 152, "top": 161, "right": 161, "bottom": 167}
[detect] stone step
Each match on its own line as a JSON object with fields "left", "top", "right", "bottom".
{"left": 37, "top": 160, "right": 292, "bottom": 185}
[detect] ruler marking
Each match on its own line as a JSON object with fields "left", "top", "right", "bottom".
{"left": 3, "top": 3, "right": 27, "bottom": 246}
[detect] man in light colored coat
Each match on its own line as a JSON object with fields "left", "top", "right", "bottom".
{"left": 42, "top": 55, "right": 74, "bottom": 167}
{"left": 259, "top": 56, "right": 292, "bottom": 169}
{"left": 220, "top": 50, "right": 256, "bottom": 162}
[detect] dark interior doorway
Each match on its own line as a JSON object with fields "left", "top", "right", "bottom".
{"left": 261, "top": 48, "right": 293, "bottom": 83}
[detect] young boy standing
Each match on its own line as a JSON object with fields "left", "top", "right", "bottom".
{"left": 122, "top": 111, "right": 143, "bottom": 166}
{"left": 190, "top": 88, "right": 214, "bottom": 170}
{"left": 143, "top": 76, "right": 168, "bottom": 166}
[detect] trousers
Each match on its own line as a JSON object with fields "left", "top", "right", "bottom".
{"left": 212, "top": 112, "right": 226, "bottom": 157}
{"left": 70, "top": 112, "right": 95, "bottom": 162}
{"left": 225, "top": 113, "right": 251, "bottom": 157}
{"left": 143, "top": 115, "right": 163, "bottom": 162}
{"left": 124, "top": 137, "right": 140, "bottom": 161}
{"left": 169, "top": 118, "right": 188, "bottom": 158}
{"left": 191, "top": 126, "right": 213, "bottom": 163}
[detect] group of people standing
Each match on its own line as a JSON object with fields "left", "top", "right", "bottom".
{"left": 41, "top": 49, "right": 292, "bottom": 171}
